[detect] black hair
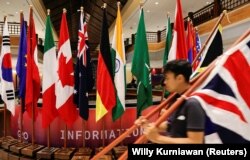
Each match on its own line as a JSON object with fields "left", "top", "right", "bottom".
{"left": 163, "top": 60, "right": 192, "bottom": 82}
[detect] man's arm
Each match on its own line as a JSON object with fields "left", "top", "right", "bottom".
{"left": 143, "top": 123, "right": 204, "bottom": 144}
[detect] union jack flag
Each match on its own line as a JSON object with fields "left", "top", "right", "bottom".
{"left": 78, "top": 11, "right": 88, "bottom": 66}
{"left": 191, "top": 34, "right": 250, "bottom": 143}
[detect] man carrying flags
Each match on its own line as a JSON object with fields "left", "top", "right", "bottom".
{"left": 135, "top": 60, "right": 205, "bottom": 144}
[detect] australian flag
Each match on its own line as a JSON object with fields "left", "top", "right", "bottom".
{"left": 191, "top": 34, "right": 250, "bottom": 143}
{"left": 16, "top": 18, "right": 27, "bottom": 113}
{"left": 74, "top": 10, "right": 94, "bottom": 120}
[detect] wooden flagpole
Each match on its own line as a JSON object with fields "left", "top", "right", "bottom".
{"left": 3, "top": 104, "right": 7, "bottom": 137}
{"left": 64, "top": 124, "right": 67, "bottom": 148}
{"left": 191, "top": 10, "right": 227, "bottom": 67}
{"left": 82, "top": 119, "right": 86, "bottom": 147}
{"left": 80, "top": 6, "right": 86, "bottom": 148}
{"left": 3, "top": 16, "right": 7, "bottom": 138}
{"left": 19, "top": 11, "right": 24, "bottom": 143}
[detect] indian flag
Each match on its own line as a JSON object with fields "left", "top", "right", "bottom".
{"left": 111, "top": 3, "right": 126, "bottom": 121}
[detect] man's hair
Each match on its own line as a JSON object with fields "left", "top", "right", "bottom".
{"left": 163, "top": 60, "right": 192, "bottom": 82}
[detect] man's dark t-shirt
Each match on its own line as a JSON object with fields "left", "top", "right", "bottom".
{"left": 167, "top": 98, "right": 205, "bottom": 137}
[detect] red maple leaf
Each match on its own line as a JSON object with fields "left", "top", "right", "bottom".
{"left": 58, "top": 53, "right": 74, "bottom": 87}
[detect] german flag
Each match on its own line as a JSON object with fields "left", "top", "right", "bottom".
{"left": 96, "top": 6, "right": 116, "bottom": 122}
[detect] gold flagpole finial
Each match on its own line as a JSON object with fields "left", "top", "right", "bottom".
{"left": 102, "top": 3, "right": 107, "bottom": 9}
{"left": 47, "top": 9, "right": 50, "bottom": 16}
{"left": 139, "top": 1, "right": 144, "bottom": 9}
{"left": 117, "top": 1, "right": 121, "bottom": 7}
{"left": 80, "top": 6, "right": 84, "bottom": 12}
{"left": 223, "top": 10, "right": 231, "bottom": 24}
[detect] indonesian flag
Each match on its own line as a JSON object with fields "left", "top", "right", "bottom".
{"left": 0, "top": 18, "right": 15, "bottom": 115}
{"left": 168, "top": 0, "right": 187, "bottom": 61}
{"left": 25, "top": 8, "right": 40, "bottom": 119}
{"left": 56, "top": 10, "right": 78, "bottom": 126}
{"left": 42, "top": 13, "right": 58, "bottom": 128}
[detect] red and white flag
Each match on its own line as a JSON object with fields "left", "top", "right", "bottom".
{"left": 25, "top": 8, "right": 40, "bottom": 119}
{"left": 168, "top": 0, "right": 187, "bottom": 61}
{"left": 56, "top": 10, "right": 78, "bottom": 126}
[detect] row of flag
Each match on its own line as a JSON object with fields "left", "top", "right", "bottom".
{"left": 1, "top": 1, "right": 248, "bottom": 145}
{"left": 0, "top": 0, "right": 220, "bottom": 126}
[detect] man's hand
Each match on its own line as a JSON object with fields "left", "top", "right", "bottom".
{"left": 134, "top": 116, "right": 148, "bottom": 127}
{"left": 143, "top": 123, "right": 160, "bottom": 143}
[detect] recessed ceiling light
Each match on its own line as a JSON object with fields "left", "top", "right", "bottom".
{"left": 6, "top": 2, "right": 10, "bottom": 5}
{"left": 147, "top": 10, "right": 150, "bottom": 13}
{"left": 206, "top": 1, "right": 211, "bottom": 4}
{"left": 155, "top": 2, "right": 159, "bottom": 5}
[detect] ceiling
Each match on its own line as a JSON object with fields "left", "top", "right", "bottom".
{"left": 1, "top": 0, "right": 213, "bottom": 52}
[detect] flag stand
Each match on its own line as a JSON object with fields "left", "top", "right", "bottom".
{"left": 36, "top": 125, "right": 59, "bottom": 159}
{"left": 0, "top": 104, "right": 19, "bottom": 150}
{"left": 54, "top": 124, "right": 75, "bottom": 160}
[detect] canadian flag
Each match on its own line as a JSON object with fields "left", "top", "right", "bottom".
{"left": 56, "top": 10, "right": 77, "bottom": 126}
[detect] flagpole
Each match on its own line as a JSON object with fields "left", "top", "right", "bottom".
{"left": 191, "top": 10, "right": 227, "bottom": 67}
{"left": 20, "top": 100, "right": 24, "bottom": 142}
{"left": 64, "top": 124, "right": 67, "bottom": 148}
{"left": 3, "top": 104, "right": 7, "bottom": 137}
{"left": 100, "top": 3, "right": 108, "bottom": 148}
{"left": 3, "top": 16, "right": 7, "bottom": 138}
{"left": 79, "top": 6, "right": 86, "bottom": 148}
{"left": 19, "top": 10, "right": 24, "bottom": 143}
{"left": 29, "top": 6, "right": 36, "bottom": 147}
{"left": 81, "top": 119, "right": 85, "bottom": 147}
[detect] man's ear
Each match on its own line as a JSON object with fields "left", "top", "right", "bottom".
{"left": 176, "top": 74, "right": 185, "bottom": 82}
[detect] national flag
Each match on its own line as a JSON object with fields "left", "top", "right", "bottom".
{"left": 192, "top": 24, "right": 223, "bottom": 77}
{"left": 74, "top": 9, "right": 94, "bottom": 120}
{"left": 163, "top": 15, "right": 172, "bottom": 66}
{"left": 192, "top": 28, "right": 201, "bottom": 70}
{"left": 96, "top": 7, "right": 116, "bottom": 122}
{"left": 186, "top": 20, "right": 194, "bottom": 63}
{"left": 131, "top": 9, "right": 152, "bottom": 117}
{"left": 111, "top": 4, "right": 126, "bottom": 121}
{"left": 168, "top": 0, "right": 187, "bottom": 61}
{"left": 42, "top": 13, "right": 58, "bottom": 128}
{"left": 16, "top": 14, "right": 27, "bottom": 113}
{"left": 0, "top": 18, "right": 15, "bottom": 115}
{"left": 56, "top": 10, "right": 78, "bottom": 126}
{"left": 191, "top": 34, "right": 250, "bottom": 143}
{"left": 25, "top": 8, "right": 40, "bottom": 119}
